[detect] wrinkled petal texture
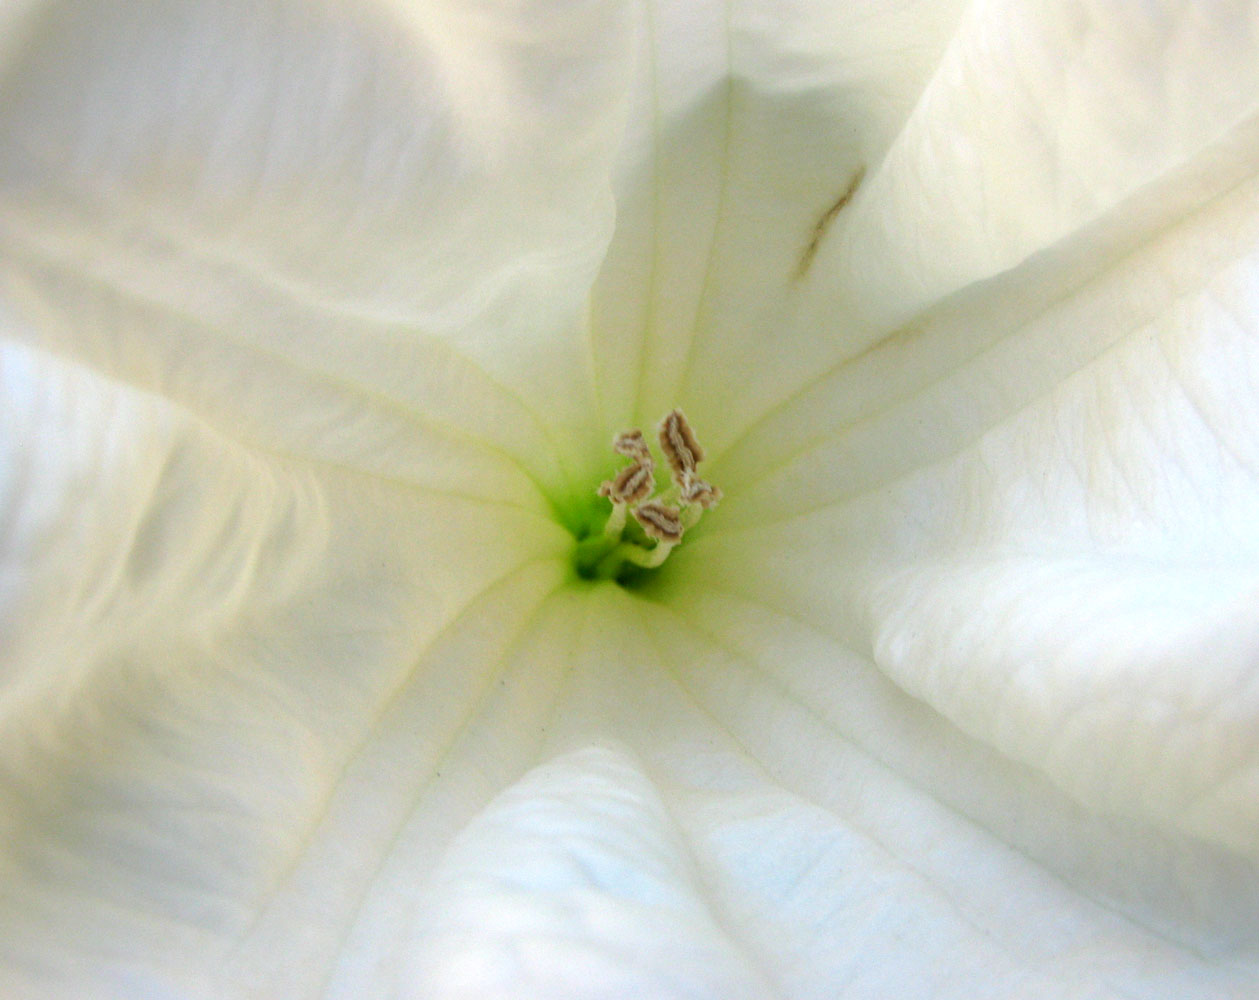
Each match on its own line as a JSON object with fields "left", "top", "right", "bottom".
{"left": 2, "top": 0, "right": 1259, "bottom": 998}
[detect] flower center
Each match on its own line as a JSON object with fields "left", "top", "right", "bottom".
{"left": 572, "top": 409, "right": 721, "bottom": 584}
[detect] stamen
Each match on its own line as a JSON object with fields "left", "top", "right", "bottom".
{"left": 680, "top": 477, "right": 722, "bottom": 509}
{"left": 613, "top": 429, "right": 652, "bottom": 462}
{"left": 597, "top": 460, "right": 655, "bottom": 506}
{"left": 617, "top": 538, "right": 675, "bottom": 569}
{"left": 581, "top": 411, "right": 720, "bottom": 581}
{"left": 658, "top": 409, "right": 704, "bottom": 486}
{"left": 633, "top": 501, "right": 683, "bottom": 544}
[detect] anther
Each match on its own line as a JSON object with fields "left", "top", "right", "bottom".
{"left": 680, "top": 477, "right": 722, "bottom": 510}
{"left": 597, "top": 460, "right": 655, "bottom": 506}
{"left": 633, "top": 501, "right": 684, "bottom": 545}
{"left": 658, "top": 409, "right": 704, "bottom": 486}
{"left": 613, "top": 429, "right": 652, "bottom": 463}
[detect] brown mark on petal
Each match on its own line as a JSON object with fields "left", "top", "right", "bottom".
{"left": 598, "top": 460, "right": 655, "bottom": 505}
{"left": 658, "top": 409, "right": 704, "bottom": 484}
{"left": 633, "top": 501, "right": 684, "bottom": 544}
{"left": 794, "top": 165, "right": 865, "bottom": 281}
{"left": 612, "top": 429, "right": 652, "bottom": 462}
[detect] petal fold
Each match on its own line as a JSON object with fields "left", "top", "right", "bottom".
{"left": 0, "top": 0, "right": 634, "bottom": 496}
{"left": 695, "top": 158, "right": 1259, "bottom": 857}
{"left": 811, "top": 0, "right": 1259, "bottom": 339}
{"left": 404, "top": 745, "right": 772, "bottom": 1000}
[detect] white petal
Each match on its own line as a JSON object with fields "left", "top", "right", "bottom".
{"left": 695, "top": 152, "right": 1259, "bottom": 859}
{"left": 0, "top": 334, "right": 570, "bottom": 996}
{"left": 541, "top": 586, "right": 1259, "bottom": 998}
{"left": 589, "top": 0, "right": 968, "bottom": 429}
{"left": 0, "top": 0, "right": 633, "bottom": 498}
{"left": 808, "top": 0, "right": 1259, "bottom": 339}
{"left": 404, "top": 745, "right": 770, "bottom": 1000}
{"left": 0, "top": 1, "right": 631, "bottom": 992}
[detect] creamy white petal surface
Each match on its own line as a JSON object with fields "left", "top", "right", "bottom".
{"left": 402, "top": 744, "right": 772, "bottom": 999}
{"left": 2, "top": 0, "right": 1258, "bottom": 998}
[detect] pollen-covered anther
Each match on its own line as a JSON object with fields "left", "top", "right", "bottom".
{"left": 658, "top": 409, "right": 704, "bottom": 484}
{"left": 633, "top": 501, "right": 684, "bottom": 544}
{"left": 612, "top": 429, "right": 652, "bottom": 462}
{"left": 680, "top": 477, "right": 722, "bottom": 509}
{"left": 597, "top": 460, "right": 655, "bottom": 505}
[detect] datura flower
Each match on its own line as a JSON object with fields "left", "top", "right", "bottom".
{"left": 2, "top": 0, "right": 1259, "bottom": 996}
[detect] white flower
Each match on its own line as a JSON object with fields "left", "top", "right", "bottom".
{"left": 2, "top": 0, "right": 1258, "bottom": 996}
